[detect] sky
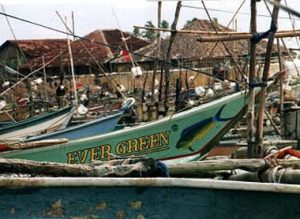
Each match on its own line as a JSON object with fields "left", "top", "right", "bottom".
{"left": 0, "top": 0, "right": 299, "bottom": 48}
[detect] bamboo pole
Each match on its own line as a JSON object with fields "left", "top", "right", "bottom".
{"left": 164, "top": 1, "right": 181, "bottom": 114}
{"left": 276, "top": 38, "right": 284, "bottom": 115}
{"left": 197, "top": 30, "right": 300, "bottom": 42}
{"left": 247, "top": 0, "right": 257, "bottom": 158}
{"left": 151, "top": 1, "right": 162, "bottom": 120}
{"left": 256, "top": 0, "right": 281, "bottom": 157}
{"left": 42, "top": 56, "right": 48, "bottom": 103}
{"left": 197, "top": 29, "right": 300, "bottom": 42}
{"left": 134, "top": 25, "right": 300, "bottom": 40}
{"left": 134, "top": 25, "right": 240, "bottom": 34}
{"left": 65, "top": 16, "right": 78, "bottom": 107}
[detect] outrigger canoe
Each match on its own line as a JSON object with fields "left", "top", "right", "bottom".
{"left": 0, "top": 85, "right": 259, "bottom": 164}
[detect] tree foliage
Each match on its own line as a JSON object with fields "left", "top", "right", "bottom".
{"left": 132, "top": 26, "right": 141, "bottom": 38}
{"left": 161, "top": 20, "right": 169, "bottom": 29}
{"left": 142, "top": 21, "right": 156, "bottom": 41}
{"left": 184, "top": 17, "right": 198, "bottom": 27}
{"left": 132, "top": 20, "right": 169, "bottom": 41}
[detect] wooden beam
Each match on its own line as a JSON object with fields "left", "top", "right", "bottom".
{"left": 197, "top": 29, "right": 300, "bottom": 42}
{"left": 134, "top": 25, "right": 243, "bottom": 35}
{"left": 135, "top": 25, "right": 300, "bottom": 40}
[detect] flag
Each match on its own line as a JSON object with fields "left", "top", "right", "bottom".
{"left": 120, "top": 50, "right": 131, "bottom": 62}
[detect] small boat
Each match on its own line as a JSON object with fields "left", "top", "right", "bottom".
{"left": 24, "top": 98, "right": 136, "bottom": 141}
{"left": 0, "top": 106, "right": 75, "bottom": 139}
{"left": 0, "top": 85, "right": 265, "bottom": 164}
{"left": 0, "top": 177, "right": 299, "bottom": 219}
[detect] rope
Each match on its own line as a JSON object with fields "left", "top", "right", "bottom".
{"left": 268, "top": 166, "right": 283, "bottom": 183}
{"left": 264, "top": 0, "right": 300, "bottom": 78}
{"left": 181, "top": 4, "right": 300, "bottom": 21}
{"left": 283, "top": 0, "right": 300, "bottom": 49}
{"left": 207, "top": 0, "right": 246, "bottom": 57}
{"left": 201, "top": 0, "right": 247, "bottom": 83}
{"left": 277, "top": 167, "right": 287, "bottom": 183}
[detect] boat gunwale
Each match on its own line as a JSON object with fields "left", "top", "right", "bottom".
{"left": 0, "top": 177, "right": 299, "bottom": 194}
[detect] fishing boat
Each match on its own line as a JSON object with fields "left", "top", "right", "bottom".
{"left": 0, "top": 106, "right": 75, "bottom": 139}
{"left": 24, "top": 98, "right": 135, "bottom": 141}
{"left": 0, "top": 84, "right": 266, "bottom": 164}
{"left": 0, "top": 177, "right": 299, "bottom": 218}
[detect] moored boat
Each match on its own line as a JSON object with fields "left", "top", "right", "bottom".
{"left": 0, "top": 85, "right": 266, "bottom": 164}
{"left": 0, "top": 106, "right": 75, "bottom": 139}
{"left": 23, "top": 98, "right": 136, "bottom": 141}
{"left": 0, "top": 177, "right": 299, "bottom": 219}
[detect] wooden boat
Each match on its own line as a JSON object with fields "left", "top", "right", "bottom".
{"left": 0, "top": 177, "right": 299, "bottom": 218}
{"left": 0, "top": 106, "right": 75, "bottom": 139}
{"left": 24, "top": 98, "right": 136, "bottom": 141}
{"left": 0, "top": 86, "right": 265, "bottom": 164}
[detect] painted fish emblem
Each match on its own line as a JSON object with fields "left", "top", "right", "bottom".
{"left": 176, "top": 105, "right": 232, "bottom": 151}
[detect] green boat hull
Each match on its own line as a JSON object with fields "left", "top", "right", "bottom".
{"left": 0, "top": 177, "right": 299, "bottom": 219}
{"left": 1, "top": 90, "right": 250, "bottom": 164}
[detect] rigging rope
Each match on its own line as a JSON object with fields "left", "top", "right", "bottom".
{"left": 182, "top": 4, "right": 300, "bottom": 21}
{"left": 201, "top": 0, "right": 247, "bottom": 83}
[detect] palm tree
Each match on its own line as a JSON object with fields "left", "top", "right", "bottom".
{"left": 161, "top": 20, "right": 169, "bottom": 29}
{"left": 142, "top": 21, "right": 156, "bottom": 41}
{"left": 132, "top": 26, "right": 141, "bottom": 38}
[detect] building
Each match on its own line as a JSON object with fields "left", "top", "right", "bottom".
{"left": 0, "top": 39, "right": 68, "bottom": 70}
{"left": 20, "top": 29, "right": 150, "bottom": 77}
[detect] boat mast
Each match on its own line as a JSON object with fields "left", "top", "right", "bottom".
{"left": 65, "top": 16, "right": 78, "bottom": 107}
{"left": 256, "top": 0, "right": 281, "bottom": 157}
{"left": 164, "top": 1, "right": 182, "bottom": 114}
{"left": 150, "top": 1, "right": 162, "bottom": 120}
{"left": 247, "top": 0, "right": 257, "bottom": 158}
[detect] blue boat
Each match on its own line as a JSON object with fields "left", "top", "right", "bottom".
{"left": 25, "top": 98, "right": 135, "bottom": 141}
{"left": 0, "top": 177, "right": 299, "bottom": 219}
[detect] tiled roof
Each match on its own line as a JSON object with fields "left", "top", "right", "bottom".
{"left": 6, "top": 39, "right": 68, "bottom": 58}
{"left": 114, "top": 19, "right": 286, "bottom": 63}
{"left": 21, "top": 29, "right": 149, "bottom": 69}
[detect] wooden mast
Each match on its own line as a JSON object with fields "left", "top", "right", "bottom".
{"left": 276, "top": 38, "right": 284, "bottom": 119}
{"left": 150, "top": 1, "right": 162, "bottom": 120}
{"left": 163, "top": 1, "right": 181, "bottom": 114}
{"left": 247, "top": 0, "right": 257, "bottom": 158}
{"left": 256, "top": 0, "right": 281, "bottom": 157}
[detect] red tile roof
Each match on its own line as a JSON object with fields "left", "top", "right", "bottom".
{"left": 21, "top": 29, "right": 150, "bottom": 70}
{"left": 6, "top": 39, "right": 68, "bottom": 58}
